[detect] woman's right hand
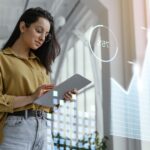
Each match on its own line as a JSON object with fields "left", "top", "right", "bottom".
{"left": 31, "top": 84, "right": 55, "bottom": 101}
{"left": 13, "top": 84, "right": 55, "bottom": 109}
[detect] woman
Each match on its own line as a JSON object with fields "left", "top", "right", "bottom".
{"left": 0, "top": 7, "right": 76, "bottom": 150}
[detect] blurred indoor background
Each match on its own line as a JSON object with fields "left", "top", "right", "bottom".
{"left": 0, "top": 0, "right": 150, "bottom": 150}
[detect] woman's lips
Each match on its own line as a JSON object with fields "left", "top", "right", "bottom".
{"left": 35, "top": 41, "right": 42, "bottom": 46}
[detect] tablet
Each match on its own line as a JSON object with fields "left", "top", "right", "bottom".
{"left": 34, "top": 74, "right": 91, "bottom": 107}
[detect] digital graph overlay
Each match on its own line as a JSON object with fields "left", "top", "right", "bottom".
{"left": 110, "top": 31, "right": 150, "bottom": 141}
{"left": 47, "top": 91, "right": 96, "bottom": 149}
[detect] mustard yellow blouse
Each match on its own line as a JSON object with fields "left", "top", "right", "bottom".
{"left": 0, "top": 47, "right": 53, "bottom": 143}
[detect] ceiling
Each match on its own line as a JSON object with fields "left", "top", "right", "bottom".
{"left": 0, "top": 0, "right": 79, "bottom": 39}
{"left": 0, "top": 0, "right": 104, "bottom": 50}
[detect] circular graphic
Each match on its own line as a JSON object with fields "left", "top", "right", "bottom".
{"left": 88, "top": 25, "right": 118, "bottom": 62}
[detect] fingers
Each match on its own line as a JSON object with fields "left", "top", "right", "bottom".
{"left": 40, "top": 84, "right": 55, "bottom": 91}
{"left": 41, "top": 84, "right": 55, "bottom": 89}
{"left": 64, "top": 91, "right": 73, "bottom": 100}
{"left": 38, "top": 84, "right": 55, "bottom": 96}
{"left": 71, "top": 88, "right": 78, "bottom": 94}
{"left": 63, "top": 88, "right": 78, "bottom": 101}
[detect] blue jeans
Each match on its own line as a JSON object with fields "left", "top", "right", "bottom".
{"left": 0, "top": 116, "right": 53, "bottom": 150}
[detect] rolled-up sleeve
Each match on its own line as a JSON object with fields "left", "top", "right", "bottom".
{"left": 0, "top": 71, "right": 14, "bottom": 113}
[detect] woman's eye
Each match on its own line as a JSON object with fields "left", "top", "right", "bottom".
{"left": 36, "top": 29, "right": 43, "bottom": 33}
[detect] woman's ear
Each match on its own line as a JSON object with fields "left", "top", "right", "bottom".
{"left": 19, "top": 21, "right": 26, "bottom": 33}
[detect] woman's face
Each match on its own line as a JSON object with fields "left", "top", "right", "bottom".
{"left": 21, "top": 17, "right": 51, "bottom": 50}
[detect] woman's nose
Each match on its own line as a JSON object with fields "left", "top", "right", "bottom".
{"left": 39, "top": 33, "right": 46, "bottom": 41}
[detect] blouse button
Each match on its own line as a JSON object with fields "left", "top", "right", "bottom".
{"left": 6, "top": 102, "right": 10, "bottom": 105}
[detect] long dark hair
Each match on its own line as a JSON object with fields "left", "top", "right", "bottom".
{"left": 2, "top": 7, "right": 60, "bottom": 73}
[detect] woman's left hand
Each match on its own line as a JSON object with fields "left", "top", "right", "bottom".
{"left": 63, "top": 88, "right": 78, "bottom": 102}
